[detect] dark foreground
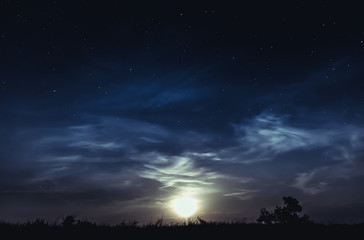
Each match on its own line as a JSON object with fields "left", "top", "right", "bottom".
{"left": 1, "top": 220, "right": 364, "bottom": 240}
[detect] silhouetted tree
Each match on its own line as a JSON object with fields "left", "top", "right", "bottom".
{"left": 257, "top": 196, "right": 311, "bottom": 224}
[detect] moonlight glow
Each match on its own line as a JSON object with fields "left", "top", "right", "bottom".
{"left": 172, "top": 198, "right": 198, "bottom": 217}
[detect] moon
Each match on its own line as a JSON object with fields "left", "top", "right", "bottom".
{"left": 172, "top": 197, "right": 198, "bottom": 217}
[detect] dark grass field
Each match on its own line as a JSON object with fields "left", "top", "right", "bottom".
{"left": 2, "top": 218, "right": 364, "bottom": 240}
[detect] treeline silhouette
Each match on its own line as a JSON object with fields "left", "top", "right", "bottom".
{"left": 1, "top": 197, "right": 363, "bottom": 239}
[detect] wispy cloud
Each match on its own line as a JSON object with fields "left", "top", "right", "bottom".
{"left": 292, "top": 135, "right": 364, "bottom": 195}
{"left": 221, "top": 112, "right": 363, "bottom": 164}
{"left": 215, "top": 112, "right": 364, "bottom": 195}
{"left": 224, "top": 189, "right": 259, "bottom": 200}
{"left": 141, "top": 154, "right": 220, "bottom": 198}
{"left": 293, "top": 169, "right": 329, "bottom": 195}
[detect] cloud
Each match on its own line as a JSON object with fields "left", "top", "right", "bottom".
{"left": 224, "top": 189, "right": 259, "bottom": 200}
{"left": 220, "top": 112, "right": 363, "bottom": 164}
{"left": 293, "top": 169, "right": 328, "bottom": 195}
{"left": 140, "top": 153, "right": 223, "bottom": 200}
{"left": 293, "top": 143, "right": 364, "bottom": 195}
{"left": 205, "top": 112, "right": 364, "bottom": 196}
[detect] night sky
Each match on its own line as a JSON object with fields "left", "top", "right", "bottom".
{"left": 1, "top": 1, "right": 364, "bottom": 224}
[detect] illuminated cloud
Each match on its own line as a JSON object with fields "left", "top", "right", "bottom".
{"left": 222, "top": 113, "right": 364, "bottom": 164}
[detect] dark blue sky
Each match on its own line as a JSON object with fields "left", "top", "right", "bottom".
{"left": 1, "top": 1, "right": 364, "bottom": 224}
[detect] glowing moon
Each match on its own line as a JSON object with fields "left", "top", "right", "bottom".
{"left": 172, "top": 198, "right": 197, "bottom": 217}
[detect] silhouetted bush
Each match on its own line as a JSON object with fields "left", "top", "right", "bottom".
{"left": 257, "top": 196, "right": 311, "bottom": 224}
